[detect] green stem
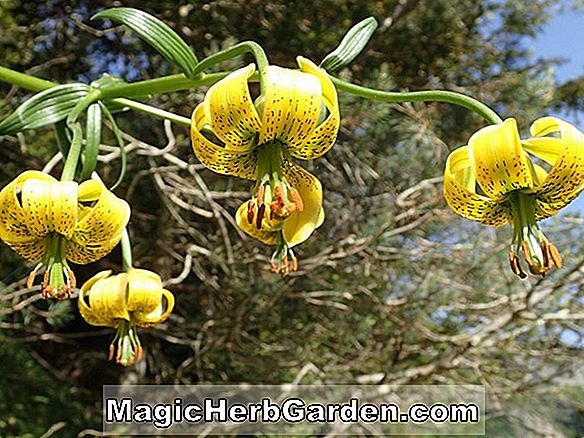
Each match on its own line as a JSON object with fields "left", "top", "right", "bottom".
{"left": 60, "top": 123, "right": 82, "bottom": 181}
{"left": 121, "top": 228, "right": 133, "bottom": 271}
{"left": 192, "top": 41, "right": 269, "bottom": 94}
{"left": 115, "top": 98, "right": 191, "bottom": 126}
{"left": 0, "top": 65, "right": 56, "bottom": 92}
{"left": 60, "top": 90, "right": 101, "bottom": 181}
{"left": 1, "top": 64, "right": 501, "bottom": 125}
{"left": 331, "top": 77, "right": 503, "bottom": 125}
{"left": 97, "top": 72, "right": 229, "bottom": 100}
{"left": 0, "top": 65, "right": 226, "bottom": 122}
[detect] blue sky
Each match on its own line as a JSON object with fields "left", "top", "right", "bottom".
{"left": 529, "top": 7, "right": 584, "bottom": 88}
{"left": 529, "top": 7, "right": 584, "bottom": 213}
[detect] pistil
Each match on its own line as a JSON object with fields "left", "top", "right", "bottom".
{"left": 271, "top": 236, "right": 298, "bottom": 275}
{"left": 247, "top": 142, "right": 304, "bottom": 230}
{"left": 109, "top": 319, "right": 143, "bottom": 366}
{"left": 509, "top": 192, "right": 562, "bottom": 278}
{"left": 27, "top": 236, "right": 76, "bottom": 299}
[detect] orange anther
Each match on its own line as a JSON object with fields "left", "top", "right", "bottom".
{"left": 247, "top": 201, "right": 255, "bottom": 224}
{"left": 67, "top": 269, "right": 77, "bottom": 290}
{"left": 256, "top": 204, "right": 266, "bottom": 229}
{"left": 257, "top": 184, "right": 266, "bottom": 206}
{"left": 290, "top": 256, "right": 298, "bottom": 272}
{"left": 273, "top": 186, "right": 285, "bottom": 213}
{"left": 548, "top": 243, "right": 562, "bottom": 269}
{"left": 540, "top": 241, "right": 550, "bottom": 269}
{"left": 508, "top": 250, "right": 527, "bottom": 279}
{"left": 270, "top": 259, "right": 279, "bottom": 273}
{"left": 136, "top": 344, "right": 144, "bottom": 362}
{"left": 520, "top": 241, "right": 534, "bottom": 267}
{"left": 289, "top": 187, "right": 303, "bottom": 212}
{"left": 26, "top": 270, "right": 37, "bottom": 290}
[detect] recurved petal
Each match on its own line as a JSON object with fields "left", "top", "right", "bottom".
{"left": 0, "top": 171, "right": 53, "bottom": 242}
{"left": 132, "top": 289, "right": 173, "bottom": 326}
{"left": 316, "top": 206, "right": 325, "bottom": 228}
{"left": 527, "top": 117, "right": 584, "bottom": 219}
{"left": 282, "top": 165, "right": 324, "bottom": 247}
{"left": 258, "top": 65, "right": 322, "bottom": 151}
{"left": 126, "top": 269, "right": 163, "bottom": 316}
{"left": 444, "top": 146, "right": 511, "bottom": 226}
{"left": 235, "top": 201, "right": 281, "bottom": 245}
{"left": 522, "top": 137, "right": 562, "bottom": 166}
{"left": 71, "top": 182, "right": 130, "bottom": 245}
{"left": 191, "top": 105, "right": 258, "bottom": 180}
{"left": 531, "top": 162, "right": 549, "bottom": 187}
{"left": 291, "top": 57, "right": 340, "bottom": 160}
{"left": 205, "top": 64, "right": 262, "bottom": 151}
{"left": 4, "top": 237, "right": 48, "bottom": 262}
{"left": 126, "top": 269, "right": 174, "bottom": 327}
{"left": 469, "top": 118, "right": 533, "bottom": 198}
{"left": 65, "top": 233, "right": 123, "bottom": 265}
{"left": 78, "top": 179, "right": 102, "bottom": 202}
{"left": 78, "top": 271, "right": 130, "bottom": 327}
{"left": 50, "top": 181, "right": 78, "bottom": 239}
{"left": 81, "top": 269, "right": 112, "bottom": 292}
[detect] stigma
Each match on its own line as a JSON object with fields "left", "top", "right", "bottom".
{"left": 246, "top": 178, "right": 304, "bottom": 231}
{"left": 508, "top": 193, "right": 563, "bottom": 278}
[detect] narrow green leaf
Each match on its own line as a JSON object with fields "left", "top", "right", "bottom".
{"left": 320, "top": 17, "right": 378, "bottom": 72}
{"left": 100, "top": 103, "right": 126, "bottom": 190}
{"left": 92, "top": 8, "right": 198, "bottom": 78}
{"left": 0, "top": 84, "right": 90, "bottom": 135}
{"left": 54, "top": 121, "right": 71, "bottom": 160}
{"left": 81, "top": 103, "right": 102, "bottom": 180}
{"left": 61, "top": 122, "right": 83, "bottom": 181}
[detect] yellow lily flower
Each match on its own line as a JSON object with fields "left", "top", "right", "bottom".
{"left": 0, "top": 170, "right": 130, "bottom": 298}
{"left": 444, "top": 117, "right": 584, "bottom": 278}
{"left": 191, "top": 56, "right": 339, "bottom": 275}
{"left": 78, "top": 269, "right": 175, "bottom": 366}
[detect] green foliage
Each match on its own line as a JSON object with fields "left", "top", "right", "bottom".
{"left": 320, "top": 16, "right": 378, "bottom": 72}
{"left": 555, "top": 76, "right": 584, "bottom": 113}
{"left": 81, "top": 102, "right": 102, "bottom": 179}
{"left": 0, "top": 84, "right": 90, "bottom": 135}
{"left": 0, "top": 333, "right": 94, "bottom": 437}
{"left": 92, "top": 7, "right": 199, "bottom": 78}
{"left": 0, "top": 0, "right": 583, "bottom": 436}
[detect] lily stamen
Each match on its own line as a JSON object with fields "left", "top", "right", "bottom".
{"left": 509, "top": 250, "right": 527, "bottom": 279}
{"left": 270, "top": 238, "right": 298, "bottom": 276}
{"left": 289, "top": 187, "right": 304, "bottom": 212}
{"left": 541, "top": 241, "right": 550, "bottom": 269}
{"left": 191, "top": 57, "right": 339, "bottom": 273}
{"left": 0, "top": 171, "right": 130, "bottom": 298}
{"left": 444, "top": 117, "right": 584, "bottom": 278}
{"left": 247, "top": 201, "right": 255, "bottom": 224}
{"left": 110, "top": 321, "right": 143, "bottom": 367}
{"left": 79, "top": 269, "right": 174, "bottom": 366}
{"left": 547, "top": 242, "right": 562, "bottom": 269}
{"left": 520, "top": 241, "right": 536, "bottom": 269}
{"left": 257, "top": 183, "right": 266, "bottom": 206}
{"left": 256, "top": 203, "right": 266, "bottom": 229}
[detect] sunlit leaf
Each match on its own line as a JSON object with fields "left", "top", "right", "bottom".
{"left": 81, "top": 103, "right": 102, "bottom": 180}
{"left": 92, "top": 8, "right": 198, "bottom": 78}
{"left": 320, "top": 17, "right": 378, "bottom": 72}
{"left": 0, "top": 84, "right": 90, "bottom": 135}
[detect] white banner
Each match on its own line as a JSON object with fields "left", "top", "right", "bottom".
{"left": 103, "top": 384, "right": 485, "bottom": 435}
